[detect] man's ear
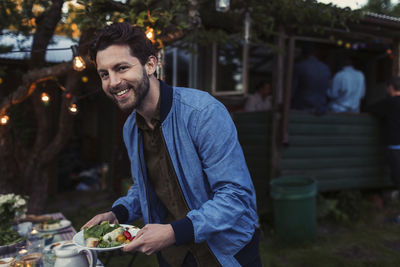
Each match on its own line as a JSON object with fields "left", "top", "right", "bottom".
{"left": 145, "top": 56, "right": 157, "bottom": 76}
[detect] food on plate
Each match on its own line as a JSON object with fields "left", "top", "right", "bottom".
{"left": 85, "top": 237, "right": 99, "bottom": 247}
{"left": 0, "top": 257, "right": 15, "bottom": 266}
{"left": 83, "top": 221, "right": 139, "bottom": 248}
{"left": 39, "top": 219, "right": 62, "bottom": 231}
{"left": 0, "top": 258, "right": 12, "bottom": 264}
{"left": 0, "top": 226, "right": 23, "bottom": 246}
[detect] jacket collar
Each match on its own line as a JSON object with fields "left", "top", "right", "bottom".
{"left": 159, "top": 79, "right": 173, "bottom": 122}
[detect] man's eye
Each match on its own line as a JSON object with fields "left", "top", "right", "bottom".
{"left": 119, "top": 66, "right": 128, "bottom": 72}
{"left": 100, "top": 72, "right": 109, "bottom": 79}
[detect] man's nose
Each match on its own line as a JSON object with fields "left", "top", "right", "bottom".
{"left": 109, "top": 73, "right": 121, "bottom": 88}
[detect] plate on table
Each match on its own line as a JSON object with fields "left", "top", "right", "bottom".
{"left": 0, "top": 257, "right": 15, "bottom": 267}
{"left": 37, "top": 219, "right": 71, "bottom": 233}
{"left": 72, "top": 224, "right": 140, "bottom": 251}
{"left": 0, "top": 239, "right": 25, "bottom": 256}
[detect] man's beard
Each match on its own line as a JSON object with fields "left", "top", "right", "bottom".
{"left": 110, "top": 68, "right": 150, "bottom": 111}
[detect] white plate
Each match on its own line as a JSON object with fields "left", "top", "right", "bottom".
{"left": 37, "top": 219, "right": 71, "bottom": 232}
{"left": 0, "top": 257, "right": 15, "bottom": 267}
{"left": 0, "top": 239, "right": 25, "bottom": 256}
{"left": 72, "top": 224, "right": 139, "bottom": 251}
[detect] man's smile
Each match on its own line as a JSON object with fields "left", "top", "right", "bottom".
{"left": 111, "top": 83, "right": 133, "bottom": 101}
{"left": 116, "top": 89, "right": 129, "bottom": 96}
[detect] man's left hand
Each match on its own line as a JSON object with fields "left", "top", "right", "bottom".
{"left": 122, "top": 224, "right": 176, "bottom": 255}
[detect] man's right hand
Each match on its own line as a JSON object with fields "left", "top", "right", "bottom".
{"left": 81, "top": 211, "right": 118, "bottom": 230}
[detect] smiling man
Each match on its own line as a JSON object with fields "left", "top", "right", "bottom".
{"left": 83, "top": 22, "right": 260, "bottom": 267}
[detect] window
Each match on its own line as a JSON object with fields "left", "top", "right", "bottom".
{"left": 211, "top": 42, "right": 247, "bottom": 96}
{"left": 163, "top": 45, "right": 198, "bottom": 88}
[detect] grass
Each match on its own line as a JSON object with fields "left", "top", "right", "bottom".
{"left": 45, "top": 189, "right": 400, "bottom": 267}
{"left": 261, "top": 223, "right": 400, "bottom": 267}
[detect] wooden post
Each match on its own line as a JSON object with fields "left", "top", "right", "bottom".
{"left": 242, "top": 12, "right": 250, "bottom": 95}
{"left": 282, "top": 35, "right": 295, "bottom": 144}
{"left": 393, "top": 39, "right": 400, "bottom": 77}
{"left": 270, "top": 25, "right": 286, "bottom": 180}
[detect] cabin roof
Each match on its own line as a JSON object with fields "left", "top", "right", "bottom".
{"left": 364, "top": 11, "right": 400, "bottom": 24}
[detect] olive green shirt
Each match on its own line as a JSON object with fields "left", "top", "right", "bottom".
{"left": 136, "top": 99, "right": 220, "bottom": 267}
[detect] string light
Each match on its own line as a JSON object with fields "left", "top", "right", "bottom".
{"left": 68, "top": 102, "right": 78, "bottom": 115}
{"left": 65, "top": 92, "right": 72, "bottom": 99}
{"left": 41, "top": 92, "right": 50, "bottom": 104}
{"left": 0, "top": 77, "right": 3, "bottom": 84}
{"left": 81, "top": 76, "right": 88, "bottom": 83}
{"left": 71, "top": 45, "right": 86, "bottom": 71}
{"left": 0, "top": 78, "right": 102, "bottom": 125}
{"left": 216, "top": 0, "right": 230, "bottom": 12}
{"left": 146, "top": 27, "right": 154, "bottom": 41}
{"left": 0, "top": 115, "right": 9, "bottom": 125}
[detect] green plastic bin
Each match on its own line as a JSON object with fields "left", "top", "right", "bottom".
{"left": 270, "top": 176, "right": 317, "bottom": 243}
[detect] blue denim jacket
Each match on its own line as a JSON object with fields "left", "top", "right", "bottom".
{"left": 112, "top": 81, "right": 258, "bottom": 266}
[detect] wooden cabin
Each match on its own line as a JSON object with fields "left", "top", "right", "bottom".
{"left": 160, "top": 12, "right": 400, "bottom": 211}
{"left": 228, "top": 12, "right": 400, "bottom": 211}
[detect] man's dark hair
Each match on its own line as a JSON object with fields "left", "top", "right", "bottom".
{"left": 89, "top": 22, "right": 157, "bottom": 66}
{"left": 388, "top": 76, "right": 400, "bottom": 91}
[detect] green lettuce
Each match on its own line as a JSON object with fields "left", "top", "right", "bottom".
{"left": 83, "top": 221, "right": 120, "bottom": 240}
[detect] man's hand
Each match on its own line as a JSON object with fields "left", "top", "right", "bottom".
{"left": 122, "top": 224, "right": 176, "bottom": 255}
{"left": 81, "top": 211, "right": 118, "bottom": 230}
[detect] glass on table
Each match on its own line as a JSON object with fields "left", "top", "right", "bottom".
{"left": 42, "top": 248, "right": 56, "bottom": 267}
{"left": 27, "top": 228, "right": 45, "bottom": 254}
{"left": 14, "top": 243, "right": 28, "bottom": 259}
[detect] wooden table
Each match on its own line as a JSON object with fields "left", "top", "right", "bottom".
{"left": 0, "top": 212, "right": 104, "bottom": 266}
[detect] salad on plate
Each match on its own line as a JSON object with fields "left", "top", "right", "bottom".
{"left": 80, "top": 221, "right": 140, "bottom": 249}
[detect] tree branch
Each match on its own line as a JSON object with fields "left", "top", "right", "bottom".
{"left": 0, "top": 62, "right": 71, "bottom": 114}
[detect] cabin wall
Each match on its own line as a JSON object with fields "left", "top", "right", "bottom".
{"left": 233, "top": 111, "right": 392, "bottom": 212}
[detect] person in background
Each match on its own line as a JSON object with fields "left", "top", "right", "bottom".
{"left": 244, "top": 80, "right": 272, "bottom": 111}
{"left": 328, "top": 57, "right": 366, "bottom": 113}
{"left": 367, "top": 77, "right": 400, "bottom": 199}
{"left": 291, "top": 44, "right": 331, "bottom": 114}
{"left": 82, "top": 22, "right": 260, "bottom": 267}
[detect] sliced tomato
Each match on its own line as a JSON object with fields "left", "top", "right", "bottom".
{"left": 129, "top": 236, "right": 135, "bottom": 241}
{"left": 123, "top": 230, "right": 132, "bottom": 240}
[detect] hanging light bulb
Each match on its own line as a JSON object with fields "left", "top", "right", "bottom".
{"left": 216, "top": 0, "right": 230, "bottom": 12}
{"left": 41, "top": 92, "right": 50, "bottom": 104}
{"left": 145, "top": 27, "right": 154, "bottom": 41}
{"left": 71, "top": 45, "right": 86, "bottom": 71}
{"left": 68, "top": 103, "right": 78, "bottom": 115}
{"left": 0, "top": 115, "right": 9, "bottom": 125}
